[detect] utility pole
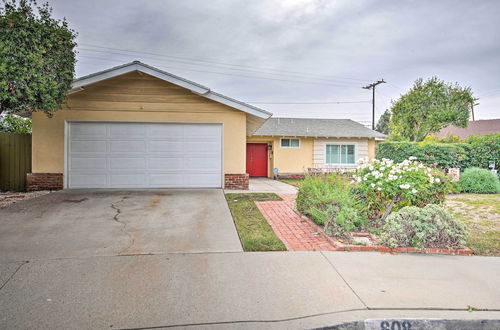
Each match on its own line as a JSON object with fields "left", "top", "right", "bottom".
{"left": 471, "top": 102, "right": 479, "bottom": 121}
{"left": 363, "top": 79, "right": 386, "bottom": 130}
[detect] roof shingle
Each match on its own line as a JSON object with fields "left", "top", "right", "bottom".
{"left": 253, "top": 118, "right": 386, "bottom": 139}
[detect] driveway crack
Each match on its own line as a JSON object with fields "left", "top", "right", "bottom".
{"left": 0, "top": 261, "right": 28, "bottom": 291}
{"left": 110, "top": 198, "right": 135, "bottom": 255}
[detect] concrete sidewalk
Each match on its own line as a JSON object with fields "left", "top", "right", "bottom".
{"left": 1, "top": 251, "right": 499, "bottom": 329}
{"left": 227, "top": 177, "right": 298, "bottom": 194}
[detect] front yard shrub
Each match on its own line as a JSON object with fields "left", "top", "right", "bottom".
{"left": 377, "top": 134, "right": 500, "bottom": 171}
{"left": 354, "top": 157, "right": 449, "bottom": 222}
{"left": 376, "top": 142, "right": 470, "bottom": 170}
{"left": 459, "top": 168, "right": 500, "bottom": 194}
{"left": 379, "top": 204, "right": 468, "bottom": 249}
{"left": 296, "top": 174, "right": 367, "bottom": 238}
{"left": 466, "top": 134, "right": 500, "bottom": 171}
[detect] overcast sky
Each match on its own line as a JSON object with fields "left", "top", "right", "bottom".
{"left": 50, "top": 0, "right": 499, "bottom": 125}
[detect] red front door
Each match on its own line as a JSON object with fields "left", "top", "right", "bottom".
{"left": 246, "top": 143, "right": 268, "bottom": 177}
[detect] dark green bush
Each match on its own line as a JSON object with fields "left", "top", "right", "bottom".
{"left": 379, "top": 204, "right": 468, "bottom": 249}
{"left": 466, "top": 134, "right": 500, "bottom": 171}
{"left": 376, "top": 142, "right": 470, "bottom": 169}
{"left": 459, "top": 168, "right": 500, "bottom": 193}
{"left": 377, "top": 133, "right": 500, "bottom": 171}
{"left": 296, "top": 174, "right": 367, "bottom": 238}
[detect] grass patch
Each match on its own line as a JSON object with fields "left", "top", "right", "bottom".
{"left": 225, "top": 193, "right": 287, "bottom": 251}
{"left": 466, "top": 230, "right": 500, "bottom": 256}
{"left": 278, "top": 179, "right": 303, "bottom": 187}
{"left": 446, "top": 193, "right": 500, "bottom": 256}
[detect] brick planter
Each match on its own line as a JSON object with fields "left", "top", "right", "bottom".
{"left": 224, "top": 173, "right": 249, "bottom": 190}
{"left": 26, "top": 173, "right": 63, "bottom": 191}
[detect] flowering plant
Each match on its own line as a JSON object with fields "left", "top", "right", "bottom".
{"left": 353, "top": 157, "right": 449, "bottom": 222}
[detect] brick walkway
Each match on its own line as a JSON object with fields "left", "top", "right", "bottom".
{"left": 255, "top": 194, "right": 473, "bottom": 255}
{"left": 255, "top": 194, "right": 336, "bottom": 251}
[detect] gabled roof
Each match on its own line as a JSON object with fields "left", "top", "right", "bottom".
{"left": 253, "top": 117, "right": 387, "bottom": 139}
{"left": 434, "top": 119, "right": 500, "bottom": 139}
{"left": 71, "top": 61, "right": 272, "bottom": 119}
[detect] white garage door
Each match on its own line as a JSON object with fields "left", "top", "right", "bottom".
{"left": 67, "top": 122, "right": 222, "bottom": 188}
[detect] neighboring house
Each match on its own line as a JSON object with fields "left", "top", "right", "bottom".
{"left": 434, "top": 119, "right": 500, "bottom": 139}
{"left": 247, "top": 118, "right": 386, "bottom": 178}
{"left": 29, "top": 61, "right": 384, "bottom": 191}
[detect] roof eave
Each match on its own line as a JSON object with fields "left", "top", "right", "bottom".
{"left": 72, "top": 62, "right": 209, "bottom": 94}
{"left": 71, "top": 61, "right": 272, "bottom": 119}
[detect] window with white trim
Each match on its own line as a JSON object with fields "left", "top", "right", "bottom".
{"left": 280, "top": 138, "right": 300, "bottom": 148}
{"left": 325, "top": 144, "right": 356, "bottom": 164}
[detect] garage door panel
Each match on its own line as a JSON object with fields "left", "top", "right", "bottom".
{"left": 149, "top": 124, "right": 184, "bottom": 137}
{"left": 184, "top": 142, "right": 220, "bottom": 153}
{"left": 69, "top": 157, "right": 107, "bottom": 170}
{"left": 70, "top": 141, "right": 107, "bottom": 153}
{"left": 110, "top": 140, "right": 147, "bottom": 153}
{"left": 148, "top": 141, "right": 184, "bottom": 152}
{"left": 70, "top": 123, "right": 107, "bottom": 138}
{"left": 185, "top": 157, "right": 220, "bottom": 169}
{"left": 68, "top": 122, "right": 222, "bottom": 188}
{"left": 148, "top": 157, "right": 184, "bottom": 169}
{"left": 110, "top": 174, "right": 148, "bottom": 186}
{"left": 185, "top": 173, "right": 221, "bottom": 187}
{"left": 110, "top": 124, "right": 146, "bottom": 137}
{"left": 109, "top": 158, "right": 147, "bottom": 169}
{"left": 69, "top": 174, "right": 108, "bottom": 188}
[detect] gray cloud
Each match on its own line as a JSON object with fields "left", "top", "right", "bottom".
{"left": 50, "top": 0, "right": 500, "bottom": 123}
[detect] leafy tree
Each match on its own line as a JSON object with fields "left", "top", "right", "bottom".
{"left": 375, "top": 109, "right": 391, "bottom": 135}
{"left": 390, "top": 77, "right": 475, "bottom": 142}
{"left": 0, "top": 0, "right": 77, "bottom": 116}
{"left": 0, "top": 113, "right": 31, "bottom": 133}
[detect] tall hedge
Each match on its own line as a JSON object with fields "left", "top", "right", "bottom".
{"left": 467, "top": 134, "right": 500, "bottom": 170}
{"left": 376, "top": 142, "right": 470, "bottom": 169}
{"left": 376, "top": 134, "right": 499, "bottom": 171}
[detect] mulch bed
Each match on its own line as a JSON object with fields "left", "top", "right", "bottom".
{"left": 0, "top": 190, "right": 51, "bottom": 208}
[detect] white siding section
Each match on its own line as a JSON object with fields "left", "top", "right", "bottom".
{"left": 313, "top": 138, "right": 369, "bottom": 168}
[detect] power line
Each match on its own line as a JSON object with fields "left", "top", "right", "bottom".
{"left": 79, "top": 47, "right": 362, "bottom": 86}
{"left": 77, "top": 54, "right": 363, "bottom": 88}
{"left": 78, "top": 42, "right": 372, "bottom": 83}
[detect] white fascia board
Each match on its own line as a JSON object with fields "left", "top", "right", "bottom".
{"left": 200, "top": 91, "right": 272, "bottom": 119}
{"left": 72, "top": 63, "right": 209, "bottom": 94}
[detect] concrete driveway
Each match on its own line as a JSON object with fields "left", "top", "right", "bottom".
{"left": 2, "top": 190, "right": 500, "bottom": 329}
{"left": 0, "top": 189, "right": 242, "bottom": 263}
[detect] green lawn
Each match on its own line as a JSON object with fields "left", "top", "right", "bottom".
{"left": 446, "top": 194, "right": 500, "bottom": 256}
{"left": 225, "top": 193, "right": 287, "bottom": 251}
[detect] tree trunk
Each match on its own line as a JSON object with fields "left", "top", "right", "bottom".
{"left": 381, "top": 197, "right": 398, "bottom": 222}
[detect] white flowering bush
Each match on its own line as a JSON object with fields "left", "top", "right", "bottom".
{"left": 353, "top": 157, "right": 449, "bottom": 222}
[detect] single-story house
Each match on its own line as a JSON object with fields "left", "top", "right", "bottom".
{"left": 434, "top": 119, "right": 500, "bottom": 139}
{"left": 247, "top": 118, "right": 386, "bottom": 178}
{"left": 29, "top": 61, "right": 385, "bottom": 191}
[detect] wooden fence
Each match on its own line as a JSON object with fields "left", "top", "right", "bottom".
{"left": 0, "top": 132, "right": 32, "bottom": 191}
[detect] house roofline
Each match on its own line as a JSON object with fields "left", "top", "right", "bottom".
{"left": 71, "top": 61, "right": 272, "bottom": 119}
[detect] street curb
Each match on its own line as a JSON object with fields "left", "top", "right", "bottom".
{"left": 313, "top": 318, "right": 500, "bottom": 329}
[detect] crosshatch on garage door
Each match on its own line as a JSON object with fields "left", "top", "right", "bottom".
{"left": 66, "top": 122, "right": 223, "bottom": 188}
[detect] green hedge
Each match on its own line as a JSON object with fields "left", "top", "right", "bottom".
{"left": 376, "top": 134, "right": 499, "bottom": 170}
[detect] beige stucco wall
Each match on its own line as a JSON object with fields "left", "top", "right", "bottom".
{"left": 246, "top": 136, "right": 314, "bottom": 176}
{"left": 368, "top": 139, "right": 377, "bottom": 160}
{"left": 32, "top": 72, "right": 247, "bottom": 175}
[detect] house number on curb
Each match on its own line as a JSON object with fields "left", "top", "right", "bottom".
{"left": 380, "top": 320, "right": 411, "bottom": 330}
